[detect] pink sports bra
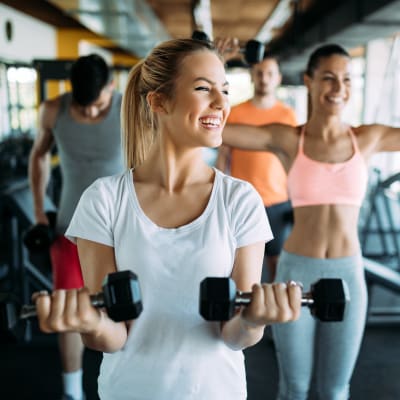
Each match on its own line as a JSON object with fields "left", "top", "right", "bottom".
{"left": 287, "top": 126, "right": 368, "bottom": 208}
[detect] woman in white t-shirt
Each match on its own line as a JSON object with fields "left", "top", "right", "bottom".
{"left": 34, "top": 38, "right": 302, "bottom": 400}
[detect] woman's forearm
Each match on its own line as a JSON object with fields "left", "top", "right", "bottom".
{"left": 220, "top": 310, "right": 265, "bottom": 351}
{"left": 81, "top": 310, "right": 129, "bottom": 353}
{"left": 222, "top": 123, "right": 278, "bottom": 151}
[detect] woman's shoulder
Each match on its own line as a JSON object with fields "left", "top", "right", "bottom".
{"left": 351, "top": 124, "right": 388, "bottom": 145}
{"left": 215, "top": 169, "right": 262, "bottom": 203}
{"left": 85, "top": 170, "right": 129, "bottom": 197}
{"left": 214, "top": 170, "right": 268, "bottom": 238}
{"left": 216, "top": 168, "right": 253, "bottom": 188}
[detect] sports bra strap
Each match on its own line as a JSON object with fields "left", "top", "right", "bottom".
{"left": 299, "top": 125, "right": 359, "bottom": 154}
{"left": 298, "top": 125, "right": 306, "bottom": 153}
{"left": 288, "top": 124, "right": 368, "bottom": 208}
{"left": 348, "top": 128, "right": 360, "bottom": 152}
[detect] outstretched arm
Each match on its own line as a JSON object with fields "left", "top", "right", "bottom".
{"left": 222, "top": 123, "right": 293, "bottom": 155}
{"left": 374, "top": 124, "right": 400, "bottom": 152}
{"left": 357, "top": 124, "right": 400, "bottom": 155}
{"left": 215, "top": 144, "right": 231, "bottom": 173}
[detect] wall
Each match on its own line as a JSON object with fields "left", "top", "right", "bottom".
{"left": 0, "top": 3, "right": 56, "bottom": 63}
{"left": 364, "top": 37, "right": 400, "bottom": 178}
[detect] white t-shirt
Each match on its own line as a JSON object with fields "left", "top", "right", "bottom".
{"left": 66, "top": 168, "right": 272, "bottom": 400}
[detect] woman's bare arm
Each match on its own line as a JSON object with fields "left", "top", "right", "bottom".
{"left": 220, "top": 242, "right": 301, "bottom": 350}
{"left": 374, "top": 124, "right": 400, "bottom": 152}
{"left": 35, "top": 239, "right": 130, "bottom": 353}
{"left": 222, "top": 123, "right": 296, "bottom": 157}
{"left": 215, "top": 144, "right": 231, "bottom": 173}
{"left": 76, "top": 238, "right": 130, "bottom": 352}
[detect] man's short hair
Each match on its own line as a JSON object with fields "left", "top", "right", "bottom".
{"left": 70, "top": 54, "right": 111, "bottom": 106}
{"left": 261, "top": 51, "right": 281, "bottom": 70}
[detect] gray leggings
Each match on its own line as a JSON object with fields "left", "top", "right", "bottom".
{"left": 271, "top": 251, "right": 368, "bottom": 400}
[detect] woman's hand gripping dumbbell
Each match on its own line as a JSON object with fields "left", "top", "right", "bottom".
{"left": 199, "top": 277, "right": 350, "bottom": 322}
{"left": 34, "top": 270, "right": 143, "bottom": 335}
{"left": 0, "top": 270, "right": 142, "bottom": 339}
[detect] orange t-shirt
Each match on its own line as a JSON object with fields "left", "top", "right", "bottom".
{"left": 228, "top": 100, "right": 297, "bottom": 206}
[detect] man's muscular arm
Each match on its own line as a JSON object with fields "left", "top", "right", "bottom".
{"left": 28, "top": 98, "right": 59, "bottom": 224}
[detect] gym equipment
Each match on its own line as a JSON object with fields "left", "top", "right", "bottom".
{"left": 191, "top": 30, "right": 265, "bottom": 65}
{"left": 0, "top": 135, "right": 33, "bottom": 185}
{"left": 1, "top": 181, "right": 55, "bottom": 307}
{"left": 22, "top": 211, "right": 57, "bottom": 253}
{"left": 199, "top": 277, "right": 349, "bottom": 322}
{"left": 0, "top": 270, "right": 143, "bottom": 338}
{"left": 360, "top": 169, "right": 400, "bottom": 267}
{"left": 364, "top": 258, "right": 400, "bottom": 294}
{"left": 364, "top": 257, "right": 400, "bottom": 326}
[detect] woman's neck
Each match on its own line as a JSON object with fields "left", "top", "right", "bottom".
{"left": 134, "top": 143, "right": 212, "bottom": 192}
{"left": 306, "top": 114, "right": 348, "bottom": 140}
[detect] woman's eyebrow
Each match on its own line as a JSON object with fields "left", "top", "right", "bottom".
{"left": 193, "top": 77, "right": 229, "bottom": 86}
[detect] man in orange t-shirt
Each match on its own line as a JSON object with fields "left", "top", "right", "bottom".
{"left": 216, "top": 55, "right": 297, "bottom": 281}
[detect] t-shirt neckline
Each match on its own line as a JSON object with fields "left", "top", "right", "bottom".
{"left": 127, "top": 168, "right": 220, "bottom": 233}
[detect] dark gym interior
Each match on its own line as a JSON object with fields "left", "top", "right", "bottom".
{"left": 1, "top": 1, "right": 400, "bottom": 399}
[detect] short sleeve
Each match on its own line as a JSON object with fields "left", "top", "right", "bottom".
{"left": 65, "top": 179, "right": 115, "bottom": 247}
{"left": 231, "top": 180, "right": 273, "bottom": 248}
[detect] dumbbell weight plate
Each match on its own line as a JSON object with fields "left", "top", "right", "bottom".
{"left": 245, "top": 40, "right": 265, "bottom": 64}
{"left": 199, "top": 277, "right": 349, "bottom": 322}
{"left": 23, "top": 211, "right": 57, "bottom": 253}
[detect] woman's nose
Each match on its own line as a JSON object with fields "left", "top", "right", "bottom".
{"left": 212, "top": 91, "right": 227, "bottom": 109}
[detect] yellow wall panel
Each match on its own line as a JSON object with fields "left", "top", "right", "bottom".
{"left": 57, "top": 28, "right": 100, "bottom": 58}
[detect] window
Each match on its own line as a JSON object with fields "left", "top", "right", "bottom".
{"left": 0, "top": 61, "right": 38, "bottom": 141}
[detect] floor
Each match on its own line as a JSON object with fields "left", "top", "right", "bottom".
{"left": 1, "top": 321, "right": 399, "bottom": 400}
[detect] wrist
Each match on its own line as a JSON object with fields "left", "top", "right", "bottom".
{"left": 82, "top": 308, "right": 106, "bottom": 336}
{"left": 239, "top": 310, "right": 264, "bottom": 332}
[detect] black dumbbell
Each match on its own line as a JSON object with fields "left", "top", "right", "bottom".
{"left": 192, "top": 30, "right": 264, "bottom": 65}
{"left": 199, "top": 277, "right": 350, "bottom": 322}
{"left": 192, "top": 30, "right": 211, "bottom": 42}
{"left": 23, "top": 211, "right": 57, "bottom": 253}
{"left": 0, "top": 270, "right": 143, "bottom": 339}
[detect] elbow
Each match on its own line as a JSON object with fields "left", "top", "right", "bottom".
{"left": 221, "top": 327, "right": 264, "bottom": 351}
{"left": 222, "top": 335, "right": 263, "bottom": 351}
{"left": 81, "top": 335, "right": 125, "bottom": 353}
{"left": 80, "top": 322, "right": 129, "bottom": 353}
{"left": 224, "top": 341, "right": 244, "bottom": 351}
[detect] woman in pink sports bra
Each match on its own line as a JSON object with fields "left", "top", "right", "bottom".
{"left": 222, "top": 43, "right": 400, "bottom": 400}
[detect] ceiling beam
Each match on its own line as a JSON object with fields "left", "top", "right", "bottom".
{"left": 47, "top": 0, "right": 171, "bottom": 57}
{"left": 269, "top": 0, "right": 400, "bottom": 84}
{"left": 192, "top": 0, "right": 213, "bottom": 39}
{"left": 255, "top": 0, "right": 292, "bottom": 43}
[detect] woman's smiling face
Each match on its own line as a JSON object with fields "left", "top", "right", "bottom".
{"left": 159, "top": 50, "right": 231, "bottom": 149}
{"left": 305, "top": 54, "right": 352, "bottom": 117}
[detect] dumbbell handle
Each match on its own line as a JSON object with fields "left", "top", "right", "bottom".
{"left": 19, "top": 293, "right": 105, "bottom": 320}
{"left": 235, "top": 291, "right": 314, "bottom": 306}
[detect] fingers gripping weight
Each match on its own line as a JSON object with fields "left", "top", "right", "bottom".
{"left": 0, "top": 270, "right": 143, "bottom": 338}
{"left": 199, "top": 278, "right": 350, "bottom": 322}
{"left": 192, "top": 30, "right": 264, "bottom": 65}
